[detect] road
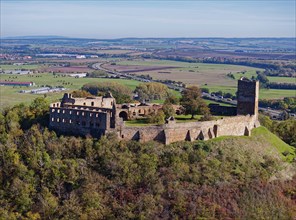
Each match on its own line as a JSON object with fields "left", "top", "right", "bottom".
{"left": 92, "top": 62, "right": 284, "bottom": 119}
{"left": 202, "top": 92, "right": 283, "bottom": 118}
{"left": 92, "top": 62, "right": 152, "bottom": 83}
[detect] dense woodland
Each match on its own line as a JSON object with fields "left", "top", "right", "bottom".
{"left": 0, "top": 97, "right": 296, "bottom": 219}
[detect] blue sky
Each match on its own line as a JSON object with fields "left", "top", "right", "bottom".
{"left": 1, "top": 0, "right": 295, "bottom": 38}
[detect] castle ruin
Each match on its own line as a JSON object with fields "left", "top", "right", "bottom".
{"left": 49, "top": 78, "right": 260, "bottom": 144}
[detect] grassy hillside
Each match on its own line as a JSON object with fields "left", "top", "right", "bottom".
{"left": 210, "top": 126, "right": 295, "bottom": 163}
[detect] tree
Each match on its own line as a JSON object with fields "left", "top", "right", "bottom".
{"left": 82, "top": 82, "right": 132, "bottom": 104}
{"left": 29, "top": 97, "right": 50, "bottom": 117}
{"left": 72, "top": 90, "right": 93, "bottom": 98}
{"left": 135, "top": 82, "right": 169, "bottom": 101}
{"left": 256, "top": 73, "right": 269, "bottom": 88}
{"left": 162, "top": 103, "right": 175, "bottom": 118}
{"left": 147, "top": 110, "right": 165, "bottom": 125}
{"left": 180, "top": 86, "right": 210, "bottom": 119}
{"left": 164, "top": 93, "right": 179, "bottom": 105}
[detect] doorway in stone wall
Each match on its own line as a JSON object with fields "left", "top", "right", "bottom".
{"left": 119, "top": 111, "right": 128, "bottom": 121}
{"left": 244, "top": 126, "right": 250, "bottom": 136}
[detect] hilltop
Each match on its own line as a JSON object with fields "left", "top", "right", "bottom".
{"left": 0, "top": 98, "right": 295, "bottom": 219}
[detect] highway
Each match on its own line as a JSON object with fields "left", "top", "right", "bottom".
{"left": 92, "top": 62, "right": 284, "bottom": 119}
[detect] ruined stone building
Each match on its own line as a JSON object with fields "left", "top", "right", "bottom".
{"left": 49, "top": 78, "right": 260, "bottom": 144}
{"left": 49, "top": 92, "right": 117, "bottom": 137}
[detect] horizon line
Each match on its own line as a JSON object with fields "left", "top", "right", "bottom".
{"left": 2, "top": 35, "right": 296, "bottom": 40}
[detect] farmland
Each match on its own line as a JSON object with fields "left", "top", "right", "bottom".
{"left": 268, "top": 76, "right": 296, "bottom": 84}
{"left": 42, "top": 66, "right": 92, "bottom": 73}
{"left": 1, "top": 58, "right": 295, "bottom": 110}
{"left": 104, "top": 59, "right": 263, "bottom": 86}
{"left": 103, "top": 59, "right": 295, "bottom": 99}
{"left": 0, "top": 73, "right": 140, "bottom": 109}
{"left": 203, "top": 85, "right": 296, "bottom": 99}
{"left": 0, "top": 64, "right": 44, "bottom": 70}
{"left": 233, "top": 71, "right": 295, "bottom": 84}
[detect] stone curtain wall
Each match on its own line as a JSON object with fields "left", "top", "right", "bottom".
{"left": 208, "top": 104, "right": 237, "bottom": 116}
{"left": 118, "top": 115, "right": 259, "bottom": 145}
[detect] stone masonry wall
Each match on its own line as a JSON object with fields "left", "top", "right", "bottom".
{"left": 237, "top": 79, "right": 259, "bottom": 116}
{"left": 117, "top": 115, "right": 259, "bottom": 145}
{"left": 49, "top": 106, "right": 110, "bottom": 137}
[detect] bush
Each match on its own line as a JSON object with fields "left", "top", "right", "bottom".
{"left": 147, "top": 110, "right": 165, "bottom": 124}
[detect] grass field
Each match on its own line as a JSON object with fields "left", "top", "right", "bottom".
{"left": 251, "top": 127, "right": 295, "bottom": 162}
{"left": 233, "top": 71, "right": 295, "bottom": 84}
{"left": 125, "top": 118, "right": 156, "bottom": 127}
{"left": 259, "top": 89, "right": 296, "bottom": 99}
{"left": 95, "top": 49, "right": 134, "bottom": 55}
{"left": 114, "top": 59, "right": 295, "bottom": 100}
{"left": 0, "top": 73, "right": 140, "bottom": 109}
{"left": 0, "top": 64, "right": 44, "bottom": 70}
{"left": 175, "top": 114, "right": 225, "bottom": 122}
{"left": 0, "top": 72, "right": 229, "bottom": 110}
{"left": 1, "top": 58, "right": 294, "bottom": 110}
{"left": 268, "top": 76, "right": 296, "bottom": 83}
{"left": 202, "top": 85, "right": 296, "bottom": 99}
{"left": 112, "top": 59, "right": 263, "bottom": 87}
{"left": 209, "top": 126, "right": 295, "bottom": 162}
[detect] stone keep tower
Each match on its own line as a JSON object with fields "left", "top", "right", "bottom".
{"left": 237, "top": 77, "right": 259, "bottom": 116}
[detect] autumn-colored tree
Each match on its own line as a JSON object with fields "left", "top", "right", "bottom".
{"left": 82, "top": 82, "right": 132, "bottom": 103}
{"left": 72, "top": 90, "right": 93, "bottom": 98}
{"left": 135, "top": 82, "right": 169, "bottom": 101}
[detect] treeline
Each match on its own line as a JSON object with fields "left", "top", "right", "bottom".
{"left": 259, "top": 115, "right": 296, "bottom": 147}
{"left": 255, "top": 71, "right": 296, "bottom": 89}
{"left": 202, "top": 57, "right": 280, "bottom": 69}
{"left": 135, "top": 82, "right": 170, "bottom": 101}
{"left": 143, "top": 54, "right": 296, "bottom": 78}
{"left": 144, "top": 54, "right": 296, "bottom": 71}
{"left": 0, "top": 99, "right": 295, "bottom": 219}
{"left": 82, "top": 82, "right": 133, "bottom": 104}
{"left": 259, "top": 97, "right": 296, "bottom": 113}
{"left": 85, "top": 70, "right": 108, "bottom": 78}
{"left": 263, "top": 68, "right": 295, "bottom": 77}
{"left": 268, "top": 82, "right": 296, "bottom": 90}
{"left": 81, "top": 81, "right": 174, "bottom": 104}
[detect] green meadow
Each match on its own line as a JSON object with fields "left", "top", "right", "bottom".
{"left": 202, "top": 85, "right": 296, "bottom": 100}
{"left": 0, "top": 73, "right": 140, "bottom": 109}
{"left": 0, "top": 64, "right": 45, "bottom": 70}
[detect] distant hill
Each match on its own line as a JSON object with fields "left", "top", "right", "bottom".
{"left": 1, "top": 35, "right": 69, "bottom": 40}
